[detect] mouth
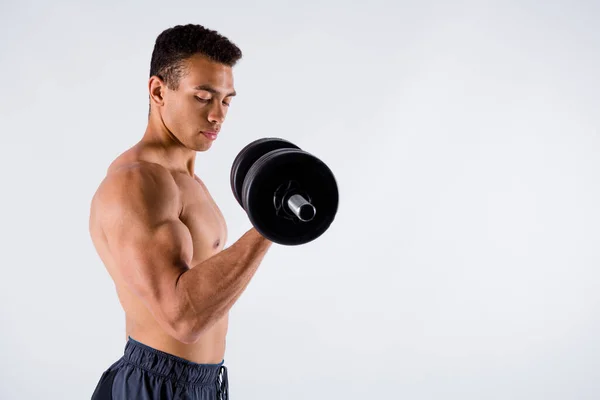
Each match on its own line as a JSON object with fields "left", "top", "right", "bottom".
{"left": 201, "top": 131, "right": 218, "bottom": 141}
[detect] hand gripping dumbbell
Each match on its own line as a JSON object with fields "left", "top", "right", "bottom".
{"left": 230, "top": 138, "right": 339, "bottom": 245}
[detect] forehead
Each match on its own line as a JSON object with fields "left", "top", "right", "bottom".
{"left": 181, "top": 54, "right": 234, "bottom": 89}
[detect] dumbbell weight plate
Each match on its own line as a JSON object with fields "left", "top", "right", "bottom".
{"left": 242, "top": 148, "right": 339, "bottom": 245}
{"left": 230, "top": 138, "right": 300, "bottom": 208}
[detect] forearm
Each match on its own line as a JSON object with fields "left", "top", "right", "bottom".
{"left": 174, "top": 227, "right": 272, "bottom": 341}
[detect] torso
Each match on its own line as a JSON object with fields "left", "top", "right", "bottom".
{"left": 90, "top": 146, "right": 229, "bottom": 364}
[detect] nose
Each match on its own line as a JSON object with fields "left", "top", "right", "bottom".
{"left": 208, "top": 102, "right": 226, "bottom": 124}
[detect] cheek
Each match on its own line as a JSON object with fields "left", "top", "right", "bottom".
{"left": 167, "top": 101, "right": 200, "bottom": 129}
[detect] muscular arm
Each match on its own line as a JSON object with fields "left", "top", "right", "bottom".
{"left": 95, "top": 163, "right": 272, "bottom": 344}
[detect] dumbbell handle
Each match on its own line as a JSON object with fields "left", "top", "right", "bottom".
{"left": 287, "top": 194, "right": 316, "bottom": 222}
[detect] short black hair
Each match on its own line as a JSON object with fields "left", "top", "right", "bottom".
{"left": 149, "top": 24, "right": 242, "bottom": 90}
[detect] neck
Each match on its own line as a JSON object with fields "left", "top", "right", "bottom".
{"left": 139, "top": 112, "right": 196, "bottom": 176}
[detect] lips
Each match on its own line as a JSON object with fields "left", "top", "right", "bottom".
{"left": 202, "top": 131, "right": 218, "bottom": 140}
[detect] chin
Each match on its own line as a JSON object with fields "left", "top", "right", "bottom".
{"left": 194, "top": 142, "right": 213, "bottom": 152}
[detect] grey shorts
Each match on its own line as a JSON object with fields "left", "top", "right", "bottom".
{"left": 91, "top": 336, "right": 228, "bottom": 400}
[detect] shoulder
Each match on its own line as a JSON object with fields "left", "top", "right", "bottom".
{"left": 105, "top": 160, "right": 175, "bottom": 191}
{"left": 93, "top": 161, "right": 180, "bottom": 218}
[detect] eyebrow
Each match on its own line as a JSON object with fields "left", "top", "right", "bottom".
{"left": 194, "top": 84, "right": 236, "bottom": 97}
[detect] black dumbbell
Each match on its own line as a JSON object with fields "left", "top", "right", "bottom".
{"left": 230, "top": 138, "right": 339, "bottom": 245}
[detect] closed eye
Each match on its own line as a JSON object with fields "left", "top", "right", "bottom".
{"left": 196, "top": 96, "right": 231, "bottom": 107}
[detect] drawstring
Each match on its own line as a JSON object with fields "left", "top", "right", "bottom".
{"left": 216, "top": 365, "right": 229, "bottom": 400}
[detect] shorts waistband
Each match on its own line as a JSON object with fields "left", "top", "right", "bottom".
{"left": 123, "top": 336, "right": 225, "bottom": 386}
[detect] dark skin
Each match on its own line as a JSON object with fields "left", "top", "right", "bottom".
{"left": 89, "top": 53, "right": 272, "bottom": 363}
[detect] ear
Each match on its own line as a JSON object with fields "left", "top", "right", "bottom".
{"left": 148, "top": 76, "right": 166, "bottom": 107}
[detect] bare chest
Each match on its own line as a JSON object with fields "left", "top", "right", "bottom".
{"left": 176, "top": 175, "right": 228, "bottom": 264}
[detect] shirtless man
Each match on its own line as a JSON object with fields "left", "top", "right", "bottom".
{"left": 89, "top": 24, "right": 271, "bottom": 399}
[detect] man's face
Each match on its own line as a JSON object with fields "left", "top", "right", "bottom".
{"left": 159, "top": 54, "right": 236, "bottom": 152}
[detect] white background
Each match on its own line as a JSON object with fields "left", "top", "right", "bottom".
{"left": 1, "top": 0, "right": 599, "bottom": 399}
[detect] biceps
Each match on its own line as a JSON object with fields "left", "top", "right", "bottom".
{"left": 110, "top": 219, "right": 193, "bottom": 302}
